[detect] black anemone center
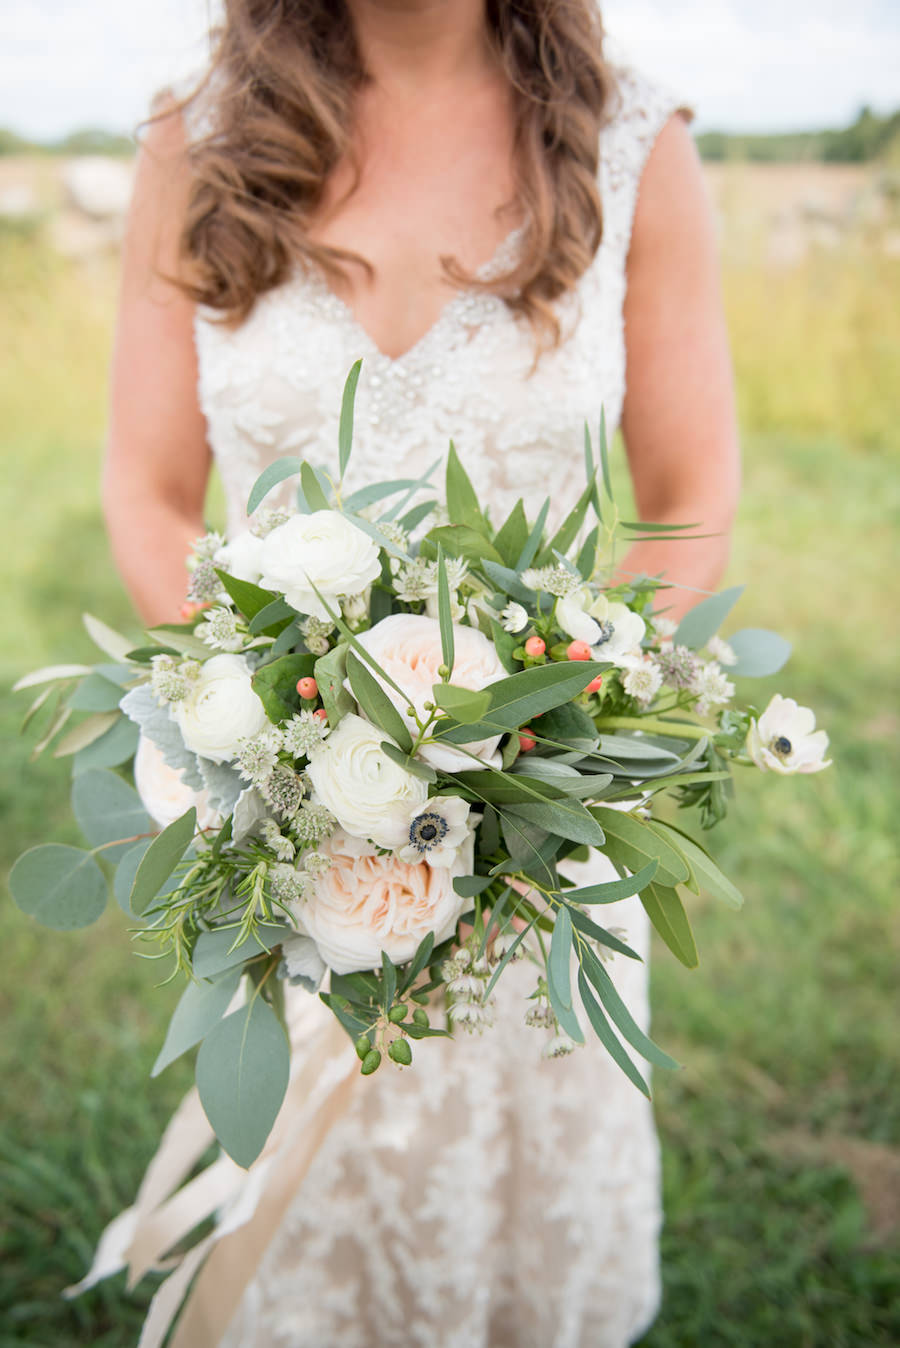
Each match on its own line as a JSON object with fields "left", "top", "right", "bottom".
{"left": 773, "top": 736, "right": 792, "bottom": 755}
{"left": 409, "top": 812, "right": 448, "bottom": 851}
{"left": 593, "top": 620, "right": 614, "bottom": 646}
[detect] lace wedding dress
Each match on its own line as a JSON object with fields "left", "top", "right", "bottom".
{"left": 83, "top": 66, "right": 689, "bottom": 1348}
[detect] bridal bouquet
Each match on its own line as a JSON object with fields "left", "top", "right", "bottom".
{"left": 11, "top": 364, "right": 830, "bottom": 1168}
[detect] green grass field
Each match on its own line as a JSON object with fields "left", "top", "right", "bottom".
{"left": 1, "top": 198, "right": 898, "bottom": 1346}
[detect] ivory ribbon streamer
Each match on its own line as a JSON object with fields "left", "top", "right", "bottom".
{"left": 75, "top": 987, "right": 362, "bottom": 1348}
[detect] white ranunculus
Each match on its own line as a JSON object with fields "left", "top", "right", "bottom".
{"left": 296, "top": 827, "right": 472, "bottom": 973}
{"left": 352, "top": 613, "right": 507, "bottom": 772}
{"left": 557, "top": 588, "right": 603, "bottom": 645}
{"left": 306, "top": 713, "right": 428, "bottom": 848}
{"left": 258, "top": 511, "right": 382, "bottom": 620}
{"left": 214, "top": 530, "right": 266, "bottom": 585}
{"left": 746, "top": 695, "right": 831, "bottom": 774}
{"left": 133, "top": 734, "right": 220, "bottom": 831}
{"left": 174, "top": 653, "right": 268, "bottom": 764}
{"left": 591, "top": 601, "right": 646, "bottom": 666}
{"left": 397, "top": 795, "right": 473, "bottom": 867}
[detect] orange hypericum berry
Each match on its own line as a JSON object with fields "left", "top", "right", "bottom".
{"left": 180, "top": 602, "right": 198, "bottom": 621}
{"left": 313, "top": 708, "right": 329, "bottom": 722}
{"left": 524, "top": 636, "right": 546, "bottom": 657}
{"left": 518, "top": 730, "right": 537, "bottom": 752}
{"left": 296, "top": 676, "right": 318, "bottom": 699}
{"left": 587, "top": 674, "right": 604, "bottom": 693}
{"left": 566, "top": 640, "right": 591, "bottom": 661}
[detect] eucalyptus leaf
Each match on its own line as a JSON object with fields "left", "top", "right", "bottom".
{"left": 314, "top": 643, "right": 354, "bottom": 726}
{"left": 431, "top": 683, "right": 492, "bottom": 724}
{"left": 379, "top": 741, "right": 437, "bottom": 781}
{"left": 195, "top": 995, "right": 290, "bottom": 1167}
{"left": 452, "top": 875, "right": 495, "bottom": 898}
{"left": 130, "top": 807, "right": 197, "bottom": 916}
{"left": 674, "top": 586, "right": 745, "bottom": 650}
{"left": 13, "top": 663, "right": 92, "bottom": 692}
{"left": 67, "top": 673, "right": 126, "bottom": 713}
{"left": 577, "top": 970, "right": 649, "bottom": 1097}
{"left": 641, "top": 881, "right": 699, "bottom": 968}
{"left": 506, "top": 797, "right": 607, "bottom": 846}
{"left": 646, "top": 821, "right": 744, "bottom": 909}
{"left": 591, "top": 808, "right": 690, "bottom": 888}
{"left": 548, "top": 904, "right": 574, "bottom": 1010}
{"left": 246, "top": 456, "right": 303, "bottom": 516}
{"left": 436, "top": 547, "right": 455, "bottom": 677}
{"left": 436, "top": 661, "right": 605, "bottom": 744}
{"left": 580, "top": 945, "right": 679, "bottom": 1070}
{"left": 338, "top": 359, "right": 362, "bottom": 478}
{"left": 481, "top": 560, "right": 533, "bottom": 604}
{"left": 726, "top": 627, "right": 792, "bottom": 678}
{"left": 559, "top": 858, "right": 658, "bottom": 904}
{"left": 216, "top": 571, "right": 280, "bottom": 621}
{"left": 152, "top": 966, "right": 243, "bottom": 1077}
{"left": 192, "top": 922, "right": 290, "bottom": 979}
{"left": 445, "top": 441, "right": 487, "bottom": 533}
{"left": 71, "top": 769, "right": 151, "bottom": 861}
{"left": 10, "top": 844, "right": 107, "bottom": 931}
{"left": 53, "top": 711, "right": 120, "bottom": 757}
{"left": 82, "top": 613, "right": 135, "bottom": 663}
{"left": 426, "top": 524, "right": 503, "bottom": 568}
{"left": 300, "top": 461, "right": 331, "bottom": 512}
{"left": 516, "top": 497, "right": 550, "bottom": 571}
{"left": 72, "top": 716, "right": 139, "bottom": 774}
{"left": 492, "top": 499, "right": 529, "bottom": 568}
{"left": 346, "top": 651, "right": 413, "bottom": 751}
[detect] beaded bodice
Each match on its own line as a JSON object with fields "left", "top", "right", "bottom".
{"left": 191, "top": 67, "right": 685, "bottom": 538}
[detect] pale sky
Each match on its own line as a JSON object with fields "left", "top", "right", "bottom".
{"left": 1, "top": 0, "right": 898, "bottom": 141}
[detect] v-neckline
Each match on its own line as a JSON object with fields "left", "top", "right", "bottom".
{"left": 297, "top": 224, "right": 525, "bottom": 367}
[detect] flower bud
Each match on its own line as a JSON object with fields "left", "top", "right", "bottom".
{"left": 361, "top": 1048, "right": 382, "bottom": 1075}
{"left": 355, "top": 1034, "right": 371, "bottom": 1061}
{"left": 412, "top": 1007, "right": 429, "bottom": 1027}
{"left": 388, "top": 1038, "right": 412, "bottom": 1066}
{"left": 296, "top": 676, "right": 318, "bottom": 700}
{"left": 437, "top": 663, "right": 450, "bottom": 680}
{"left": 388, "top": 1004, "right": 407, "bottom": 1024}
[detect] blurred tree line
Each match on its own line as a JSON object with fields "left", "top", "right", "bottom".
{"left": 697, "top": 105, "right": 900, "bottom": 163}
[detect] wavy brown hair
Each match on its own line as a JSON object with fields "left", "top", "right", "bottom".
{"left": 164, "top": 0, "right": 617, "bottom": 350}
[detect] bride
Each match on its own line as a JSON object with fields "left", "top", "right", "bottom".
{"left": 99, "top": 1, "right": 740, "bottom": 1344}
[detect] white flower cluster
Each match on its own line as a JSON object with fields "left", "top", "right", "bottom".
{"left": 236, "top": 727, "right": 283, "bottom": 786}
{"left": 689, "top": 660, "right": 735, "bottom": 716}
{"left": 521, "top": 564, "right": 581, "bottom": 598}
{"left": 282, "top": 710, "right": 331, "bottom": 757}
{"left": 195, "top": 606, "right": 244, "bottom": 654}
{"left": 443, "top": 949, "right": 495, "bottom": 1034}
{"left": 300, "top": 615, "right": 334, "bottom": 656}
{"left": 393, "top": 555, "right": 468, "bottom": 604}
{"left": 150, "top": 654, "right": 200, "bottom": 705}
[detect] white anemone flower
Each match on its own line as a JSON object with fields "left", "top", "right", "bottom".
{"left": 556, "top": 588, "right": 603, "bottom": 645}
{"left": 397, "top": 795, "right": 473, "bottom": 867}
{"left": 591, "top": 602, "right": 646, "bottom": 667}
{"left": 746, "top": 695, "right": 831, "bottom": 775}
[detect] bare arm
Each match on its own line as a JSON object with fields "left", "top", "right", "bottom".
{"left": 103, "top": 102, "right": 211, "bottom": 626}
{"left": 617, "top": 114, "right": 741, "bottom": 621}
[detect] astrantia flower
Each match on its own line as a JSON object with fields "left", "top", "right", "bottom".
{"left": 282, "top": 709, "right": 330, "bottom": 758}
{"left": 448, "top": 999, "right": 495, "bottom": 1034}
{"left": 690, "top": 660, "right": 735, "bottom": 716}
{"left": 250, "top": 507, "right": 292, "bottom": 538}
{"left": 270, "top": 862, "right": 310, "bottom": 906}
{"left": 500, "top": 601, "right": 529, "bottom": 634}
{"left": 195, "top": 606, "right": 244, "bottom": 653}
{"left": 261, "top": 818, "right": 295, "bottom": 862}
{"left": 188, "top": 559, "right": 225, "bottom": 605}
{"left": 303, "top": 850, "right": 333, "bottom": 878}
{"left": 746, "top": 695, "right": 831, "bottom": 775}
{"left": 394, "top": 558, "right": 433, "bottom": 603}
{"left": 290, "top": 800, "right": 337, "bottom": 843}
{"left": 236, "top": 726, "right": 283, "bottom": 785}
{"left": 341, "top": 591, "right": 370, "bottom": 623}
{"left": 706, "top": 634, "right": 737, "bottom": 667}
{"left": 300, "top": 615, "right": 334, "bottom": 656}
{"left": 525, "top": 997, "right": 556, "bottom": 1029}
{"left": 521, "top": 565, "right": 580, "bottom": 598}
{"left": 656, "top": 644, "right": 700, "bottom": 690}
{"left": 398, "top": 795, "right": 472, "bottom": 867}
{"left": 150, "top": 653, "right": 194, "bottom": 704}
{"left": 543, "top": 1034, "right": 578, "bottom": 1059}
{"left": 651, "top": 615, "right": 678, "bottom": 640}
{"left": 190, "top": 530, "right": 226, "bottom": 563}
{"left": 263, "top": 763, "right": 305, "bottom": 819}
{"left": 622, "top": 659, "right": 663, "bottom": 706}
